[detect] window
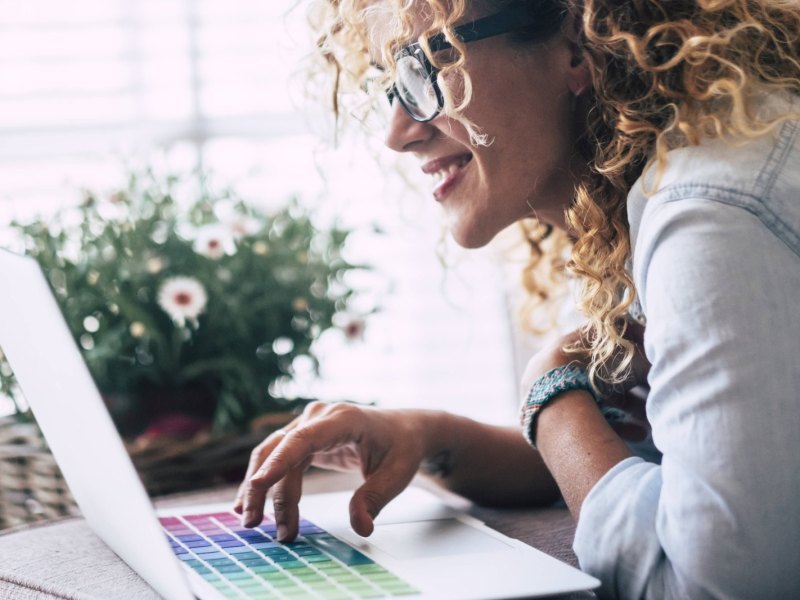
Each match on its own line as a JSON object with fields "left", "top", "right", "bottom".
{"left": 0, "top": 0, "right": 524, "bottom": 425}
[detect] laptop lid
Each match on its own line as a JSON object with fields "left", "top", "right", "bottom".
{"left": 0, "top": 249, "right": 194, "bottom": 600}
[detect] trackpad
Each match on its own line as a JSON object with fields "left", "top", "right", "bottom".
{"left": 366, "top": 519, "right": 513, "bottom": 559}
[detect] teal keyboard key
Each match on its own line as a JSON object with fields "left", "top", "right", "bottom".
{"left": 216, "top": 564, "right": 244, "bottom": 573}
{"left": 183, "top": 559, "right": 204, "bottom": 567}
{"left": 259, "top": 547, "right": 292, "bottom": 557}
{"left": 305, "top": 534, "right": 375, "bottom": 566}
{"left": 269, "top": 553, "right": 296, "bottom": 562}
{"left": 239, "top": 558, "right": 270, "bottom": 567}
{"left": 250, "top": 564, "right": 280, "bottom": 574}
{"left": 231, "top": 551, "right": 260, "bottom": 561}
{"left": 207, "top": 558, "right": 235, "bottom": 566}
{"left": 225, "top": 571, "right": 254, "bottom": 581}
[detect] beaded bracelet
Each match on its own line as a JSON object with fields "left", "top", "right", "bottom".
{"left": 520, "top": 363, "right": 599, "bottom": 448}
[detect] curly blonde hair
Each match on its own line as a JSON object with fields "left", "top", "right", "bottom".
{"left": 309, "top": 0, "right": 800, "bottom": 384}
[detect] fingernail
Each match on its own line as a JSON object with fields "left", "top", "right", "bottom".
{"left": 277, "top": 524, "right": 288, "bottom": 541}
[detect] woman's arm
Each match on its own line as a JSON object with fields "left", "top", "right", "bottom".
{"left": 419, "top": 411, "right": 560, "bottom": 506}
{"left": 569, "top": 197, "right": 800, "bottom": 599}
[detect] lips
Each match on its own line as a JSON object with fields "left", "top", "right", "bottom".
{"left": 421, "top": 153, "right": 473, "bottom": 201}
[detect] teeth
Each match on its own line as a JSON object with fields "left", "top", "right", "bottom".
{"left": 432, "top": 163, "right": 461, "bottom": 182}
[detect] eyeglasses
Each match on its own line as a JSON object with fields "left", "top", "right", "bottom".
{"left": 389, "top": 1, "right": 566, "bottom": 122}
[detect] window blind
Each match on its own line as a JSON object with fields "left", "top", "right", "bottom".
{"left": 0, "top": 0, "right": 523, "bottom": 425}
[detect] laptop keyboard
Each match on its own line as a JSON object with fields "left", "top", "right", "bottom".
{"left": 160, "top": 510, "right": 419, "bottom": 599}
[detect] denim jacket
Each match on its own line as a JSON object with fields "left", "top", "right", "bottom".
{"left": 572, "top": 95, "right": 800, "bottom": 599}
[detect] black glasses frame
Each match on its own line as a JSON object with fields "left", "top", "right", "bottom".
{"left": 389, "top": 1, "right": 566, "bottom": 122}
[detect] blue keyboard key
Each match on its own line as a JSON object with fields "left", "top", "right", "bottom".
{"left": 218, "top": 541, "right": 245, "bottom": 548}
{"left": 176, "top": 534, "right": 204, "bottom": 542}
{"left": 250, "top": 542, "right": 280, "bottom": 550}
{"left": 209, "top": 534, "right": 236, "bottom": 542}
{"left": 196, "top": 551, "right": 226, "bottom": 559}
{"left": 172, "top": 548, "right": 189, "bottom": 555}
{"left": 258, "top": 525, "right": 277, "bottom": 535}
{"left": 184, "top": 541, "right": 211, "bottom": 548}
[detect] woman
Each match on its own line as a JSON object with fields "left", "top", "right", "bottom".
{"left": 235, "top": 0, "right": 800, "bottom": 597}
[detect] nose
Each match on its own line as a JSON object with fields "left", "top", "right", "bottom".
{"left": 384, "top": 101, "right": 434, "bottom": 153}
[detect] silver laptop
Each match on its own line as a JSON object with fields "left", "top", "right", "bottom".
{"left": 0, "top": 248, "right": 599, "bottom": 600}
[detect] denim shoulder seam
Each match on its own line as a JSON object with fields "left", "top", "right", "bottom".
{"left": 754, "top": 118, "right": 799, "bottom": 198}
{"left": 653, "top": 183, "right": 800, "bottom": 259}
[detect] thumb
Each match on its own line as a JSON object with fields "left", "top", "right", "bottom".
{"left": 348, "top": 463, "right": 415, "bottom": 537}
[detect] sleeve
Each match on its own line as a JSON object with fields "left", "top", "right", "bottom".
{"left": 572, "top": 197, "right": 800, "bottom": 599}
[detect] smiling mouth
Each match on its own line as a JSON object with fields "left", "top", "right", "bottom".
{"left": 421, "top": 154, "right": 473, "bottom": 201}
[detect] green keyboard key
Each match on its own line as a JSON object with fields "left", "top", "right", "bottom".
{"left": 386, "top": 588, "right": 419, "bottom": 597}
{"left": 316, "top": 562, "right": 347, "bottom": 571}
{"left": 353, "top": 590, "right": 386, "bottom": 599}
{"left": 305, "top": 554, "right": 333, "bottom": 563}
{"left": 250, "top": 564, "right": 280, "bottom": 574}
{"left": 364, "top": 572, "right": 402, "bottom": 582}
{"left": 236, "top": 580, "right": 267, "bottom": 591}
{"left": 315, "top": 590, "right": 351, "bottom": 600}
{"left": 352, "top": 564, "right": 389, "bottom": 574}
{"left": 264, "top": 576, "right": 298, "bottom": 588}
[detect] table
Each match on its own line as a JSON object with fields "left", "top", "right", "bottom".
{"left": 0, "top": 471, "right": 596, "bottom": 599}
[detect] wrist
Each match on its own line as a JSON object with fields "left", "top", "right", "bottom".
{"left": 520, "top": 363, "right": 599, "bottom": 448}
{"left": 409, "top": 409, "right": 457, "bottom": 478}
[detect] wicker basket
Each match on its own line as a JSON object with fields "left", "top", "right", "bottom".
{"left": 0, "top": 412, "right": 297, "bottom": 531}
{"left": 0, "top": 417, "right": 80, "bottom": 530}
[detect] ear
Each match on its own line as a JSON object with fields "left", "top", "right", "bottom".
{"left": 563, "top": 11, "right": 592, "bottom": 97}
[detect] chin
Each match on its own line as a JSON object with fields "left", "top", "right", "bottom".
{"left": 449, "top": 223, "right": 495, "bottom": 249}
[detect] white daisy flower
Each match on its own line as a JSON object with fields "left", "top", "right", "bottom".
{"left": 157, "top": 277, "right": 208, "bottom": 328}
{"left": 192, "top": 224, "right": 236, "bottom": 259}
{"left": 342, "top": 317, "right": 366, "bottom": 341}
{"left": 228, "top": 216, "right": 261, "bottom": 238}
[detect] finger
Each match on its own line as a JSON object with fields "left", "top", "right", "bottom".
{"left": 233, "top": 429, "right": 287, "bottom": 513}
{"left": 249, "top": 412, "right": 360, "bottom": 490}
{"left": 349, "top": 459, "right": 417, "bottom": 537}
{"left": 269, "top": 457, "right": 310, "bottom": 541}
{"left": 234, "top": 426, "right": 294, "bottom": 519}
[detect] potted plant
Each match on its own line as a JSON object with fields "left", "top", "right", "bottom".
{"left": 0, "top": 170, "right": 369, "bottom": 495}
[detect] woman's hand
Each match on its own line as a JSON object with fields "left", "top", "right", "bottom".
{"left": 232, "top": 401, "right": 436, "bottom": 541}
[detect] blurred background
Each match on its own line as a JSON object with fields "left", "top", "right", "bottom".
{"left": 0, "top": 0, "right": 554, "bottom": 525}
{"left": 0, "top": 0, "right": 535, "bottom": 422}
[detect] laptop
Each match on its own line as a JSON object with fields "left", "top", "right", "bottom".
{"left": 0, "top": 248, "right": 600, "bottom": 600}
